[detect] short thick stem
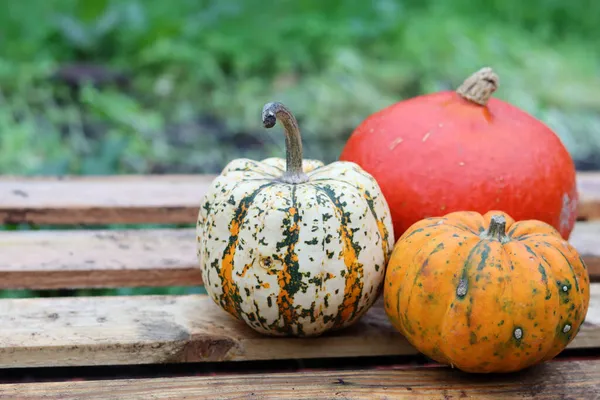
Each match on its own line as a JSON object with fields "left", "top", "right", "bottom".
{"left": 261, "top": 102, "right": 308, "bottom": 184}
{"left": 481, "top": 214, "right": 509, "bottom": 243}
{"left": 456, "top": 67, "right": 499, "bottom": 106}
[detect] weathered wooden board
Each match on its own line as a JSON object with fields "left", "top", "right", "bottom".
{"left": 570, "top": 221, "right": 600, "bottom": 282}
{"left": 0, "top": 228, "right": 200, "bottom": 289}
{"left": 0, "top": 174, "right": 215, "bottom": 225}
{"left": 1, "top": 360, "right": 599, "bottom": 399}
{"left": 0, "top": 295, "right": 415, "bottom": 369}
{"left": 1, "top": 173, "right": 598, "bottom": 225}
{"left": 579, "top": 172, "right": 600, "bottom": 221}
{"left": 0, "top": 284, "right": 599, "bottom": 369}
{"left": 1, "top": 221, "right": 599, "bottom": 290}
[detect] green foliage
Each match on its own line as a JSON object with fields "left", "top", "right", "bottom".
{"left": 0, "top": 0, "right": 599, "bottom": 177}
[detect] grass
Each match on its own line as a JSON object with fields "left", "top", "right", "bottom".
{"left": 1, "top": 0, "right": 600, "bottom": 297}
{"left": 1, "top": 0, "right": 600, "bottom": 176}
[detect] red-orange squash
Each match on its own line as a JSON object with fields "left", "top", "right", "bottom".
{"left": 339, "top": 67, "right": 578, "bottom": 240}
{"left": 383, "top": 210, "right": 590, "bottom": 373}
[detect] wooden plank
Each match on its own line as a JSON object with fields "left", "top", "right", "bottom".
{"left": 0, "top": 284, "right": 599, "bottom": 369}
{"left": 0, "top": 172, "right": 598, "bottom": 225}
{"left": 1, "top": 221, "right": 599, "bottom": 290}
{"left": 0, "top": 174, "right": 216, "bottom": 225}
{"left": 578, "top": 172, "right": 600, "bottom": 221}
{"left": 1, "top": 360, "right": 599, "bottom": 399}
{"left": 0, "top": 229, "right": 201, "bottom": 289}
{"left": 0, "top": 295, "right": 415, "bottom": 369}
{"left": 571, "top": 221, "right": 600, "bottom": 282}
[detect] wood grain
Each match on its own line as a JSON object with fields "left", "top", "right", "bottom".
{"left": 1, "top": 360, "right": 599, "bottom": 399}
{"left": 0, "top": 172, "right": 598, "bottom": 225}
{"left": 578, "top": 172, "right": 600, "bottom": 221}
{"left": 571, "top": 221, "right": 600, "bottom": 282}
{"left": 1, "top": 221, "right": 599, "bottom": 290}
{"left": 0, "top": 295, "right": 415, "bottom": 369}
{"left": 0, "top": 228, "right": 201, "bottom": 289}
{"left": 0, "top": 284, "right": 599, "bottom": 369}
{"left": 0, "top": 174, "right": 216, "bottom": 225}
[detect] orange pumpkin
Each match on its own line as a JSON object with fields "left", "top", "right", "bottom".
{"left": 383, "top": 210, "right": 590, "bottom": 373}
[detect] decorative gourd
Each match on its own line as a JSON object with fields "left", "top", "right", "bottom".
{"left": 196, "top": 102, "right": 395, "bottom": 337}
{"left": 383, "top": 210, "right": 590, "bottom": 373}
{"left": 339, "top": 67, "right": 578, "bottom": 240}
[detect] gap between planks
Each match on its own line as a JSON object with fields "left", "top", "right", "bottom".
{"left": 0, "top": 172, "right": 599, "bottom": 225}
{"left": 0, "top": 284, "right": 599, "bottom": 369}
{"left": 0, "top": 222, "right": 599, "bottom": 290}
{"left": 0, "top": 359, "right": 599, "bottom": 399}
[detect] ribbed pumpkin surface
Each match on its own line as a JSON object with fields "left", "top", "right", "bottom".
{"left": 383, "top": 210, "right": 590, "bottom": 373}
{"left": 197, "top": 157, "right": 394, "bottom": 336}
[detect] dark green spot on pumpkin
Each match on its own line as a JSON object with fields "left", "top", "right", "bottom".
{"left": 465, "top": 297, "right": 473, "bottom": 327}
{"left": 475, "top": 243, "right": 491, "bottom": 271}
{"left": 431, "top": 242, "right": 445, "bottom": 255}
{"left": 308, "top": 275, "right": 323, "bottom": 287}
{"left": 557, "top": 279, "right": 572, "bottom": 304}
{"left": 403, "top": 227, "right": 425, "bottom": 240}
{"left": 470, "top": 332, "right": 478, "bottom": 345}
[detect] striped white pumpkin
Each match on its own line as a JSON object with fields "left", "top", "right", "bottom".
{"left": 196, "top": 102, "right": 394, "bottom": 337}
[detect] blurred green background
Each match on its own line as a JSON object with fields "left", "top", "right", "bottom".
{"left": 1, "top": 0, "right": 600, "bottom": 297}
{"left": 2, "top": 0, "right": 600, "bottom": 176}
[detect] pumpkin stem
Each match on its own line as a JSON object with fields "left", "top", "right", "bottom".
{"left": 456, "top": 67, "right": 499, "bottom": 106}
{"left": 481, "top": 215, "right": 510, "bottom": 243}
{"left": 262, "top": 102, "right": 308, "bottom": 184}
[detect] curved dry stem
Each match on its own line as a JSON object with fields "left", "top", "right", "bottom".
{"left": 262, "top": 102, "right": 308, "bottom": 184}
